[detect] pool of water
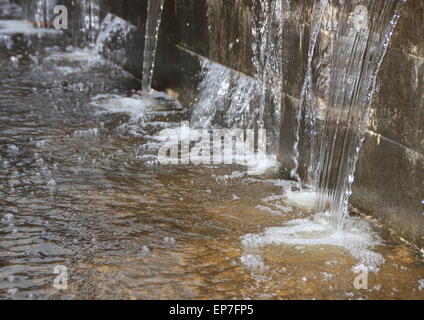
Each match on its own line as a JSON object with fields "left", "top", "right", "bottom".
{"left": 0, "top": 36, "right": 423, "bottom": 300}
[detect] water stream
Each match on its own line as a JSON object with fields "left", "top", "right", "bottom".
{"left": 291, "top": 0, "right": 329, "bottom": 187}
{"left": 77, "top": 0, "right": 100, "bottom": 48}
{"left": 141, "top": 0, "right": 165, "bottom": 92}
{"left": 72, "top": 0, "right": 100, "bottom": 48}
{"left": 33, "top": 0, "right": 56, "bottom": 28}
{"left": 314, "top": 0, "right": 406, "bottom": 229}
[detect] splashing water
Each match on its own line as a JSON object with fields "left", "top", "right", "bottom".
{"left": 241, "top": 215, "right": 385, "bottom": 271}
{"left": 192, "top": 0, "right": 283, "bottom": 154}
{"left": 141, "top": 0, "right": 165, "bottom": 92}
{"left": 191, "top": 59, "right": 258, "bottom": 129}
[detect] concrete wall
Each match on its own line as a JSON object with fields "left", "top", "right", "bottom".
{"left": 98, "top": 0, "right": 423, "bottom": 248}
{"left": 352, "top": 1, "right": 424, "bottom": 248}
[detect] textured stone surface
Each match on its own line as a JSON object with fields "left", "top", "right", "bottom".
{"left": 371, "top": 48, "right": 424, "bottom": 154}
{"left": 352, "top": 131, "right": 424, "bottom": 248}
{"left": 391, "top": 0, "right": 424, "bottom": 58}
{"left": 170, "top": 0, "right": 254, "bottom": 77}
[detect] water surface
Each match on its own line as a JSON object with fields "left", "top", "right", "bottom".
{"left": 0, "top": 39, "right": 423, "bottom": 300}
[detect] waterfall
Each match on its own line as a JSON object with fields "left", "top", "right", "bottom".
{"left": 141, "top": 0, "right": 165, "bottom": 92}
{"left": 314, "top": 0, "right": 406, "bottom": 229}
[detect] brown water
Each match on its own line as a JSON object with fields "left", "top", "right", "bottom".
{"left": 0, "top": 40, "right": 423, "bottom": 300}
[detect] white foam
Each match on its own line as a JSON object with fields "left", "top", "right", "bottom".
{"left": 73, "top": 128, "right": 99, "bottom": 137}
{"left": 419, "top": 279, "right": 424, "bottom": 291}
{"left": 214, "top": 171, "right": 246, "bottom": 183}
{"left": 258, "top": 194, "right": 293, "bottom": 215}
{"left": 44, "top": 48, "right": 105, "bottom": 70}
{"left": 284, "top": 190, "right": 318, "bottom": 211}
{"left": 263, "top": 194, "right": 293, "bottom": 210}
{"left": 245, "top": 153, "right": 278, "bottom": 176}
{"left": 245, "top": 178, "right": 294, "bottom": 189}
{"left": 241, "top": 215, "right": 385, "bottom": 270}
{"left": 53, "top": 66, "right": 77, "bottom": 75}
{"left": 240, "top": 254, "right": 267, "bottom": 270}
{"left": 90, "top": 94, "right": 158, "bottom": 122}
{"left": 256, "top": 205, "right": 282, "bottom": 216}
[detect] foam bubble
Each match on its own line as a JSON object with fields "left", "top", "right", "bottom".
{"left": 284, "top": 189, "right": 317, "bottom": 211}
{"left": 256, "top": 205, "right": 282, "bottom": 215}
{"left": 245, "top": 153, "right": 278, "bottom": 176}
{"left": 241, "top": 215, "right": 385, "bottom": 270}
{"left": 240, "top": 254, "right": 267, "bottom": 270}
{"left": 260, "top": 194, "right": 293, "bottom": 215}
{"left": 73, "top": 128, "right": 99, "bottom": 137}
{"left": 91, "top": 94, "right": 156, "bottom": 122}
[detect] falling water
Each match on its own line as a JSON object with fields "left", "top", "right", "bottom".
{"left": 315, "top": 0, "right": 406, "bottom": 229}
{"left": 192, "top": 0, "right": 283, "bottom": 149}
{"left": 141, "top": 0, "right": 165, "bottom": 92}
{"left": 191, "top": 59, "right": 258, "bottom": 129}
{"left": 73, "top": 0, "right": 100, "bottom": 48}
{"left": 251, "top": 0, "right": 283, "bottom": 138}
{"left": 79, "top": 0, "right": 100, "bottom": 47}
{"left": 291, "top": 0, "right": 329, "bottom": 186}
{"left": 33, "top": 0, "right": 56, "bottom": 28}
